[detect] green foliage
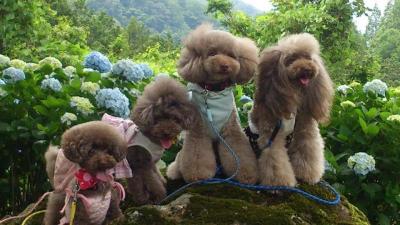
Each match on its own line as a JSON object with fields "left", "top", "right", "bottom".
{"left": 322, "top": 82, "right": 400, "bottom": 224}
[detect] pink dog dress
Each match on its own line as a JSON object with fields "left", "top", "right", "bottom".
{"left": 101, "top": 113, "right": 166, "bottom": 164}
{"left": 53, "top": 149, "right": 126, "bottom": 225}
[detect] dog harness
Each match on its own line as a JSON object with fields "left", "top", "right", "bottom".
{"left": 53, "top": 150, "right": 126, "bottom": 225}
{"left": 187, "top": 82, "right": 236, "bottom": 139}
{"left": 246, "top": 112, "right": 296, "bottom": 158}
{"left": 101, "top": 113, "right": 165, "bottom": 164}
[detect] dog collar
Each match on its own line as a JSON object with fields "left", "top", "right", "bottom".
{"left": 198, "top": 80, "right": 232, "bottom": 92}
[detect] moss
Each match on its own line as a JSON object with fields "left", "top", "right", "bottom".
{"left": 119, "top": 207, "right": 174, "bottom": 225}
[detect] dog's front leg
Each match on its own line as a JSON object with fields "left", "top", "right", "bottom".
{"left": 217, "top": 111, "right": 258, "bottom": 184}
{"left": 126, "top": 146, "right": 153, "bottom": 205}
{"left": 258, "top": 133, "right": 297, "bottom": 187}
{"left": 104, "top": 188, "right": 124, "bottom": 224}
{"left": 288, "top": 115, "right": 324, "bottom": 184}
{"left": 43, "top": 192, "right": 65, "bottom": 225}
{"left": 178, "top": 124, "right": 216, "bottom": 183}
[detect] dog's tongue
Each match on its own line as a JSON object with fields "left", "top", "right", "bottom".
{"left": 160, "top": 139, "right": 173, "bottom": 149}
{"left": 300, "top": 77, "right": 310, "bottom": 86}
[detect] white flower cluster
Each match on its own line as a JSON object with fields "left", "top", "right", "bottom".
{"left": 9, "top": 59, "right": 26, "bottom": 70}
{"left": 41, "top": 77, "right": 62, "bottom": 92}
{"left": 337, "top": 85, "right": 351, "bottom": 95}
{"left": 60, "top": 112, "right": 77, "bottom": 126}
{"left": 387, "top": 115, "right": 400, "bottom": 123}
{"left": 347, "top": 152, "right": 376, "bottom": 176}
{"left": 363, "top": 79, "right": 388, "bottom": 96}
{"left": 39, "top": 57, "right": 63, "bottom": 69}
{"left": 340, "top": 100, "right": 356, "bottom": 109}
{"left": 80, "top": 82, "right": 100, "bottom": 95}
{"left": 70, "top": 96, "right": 94, "bottom": 115}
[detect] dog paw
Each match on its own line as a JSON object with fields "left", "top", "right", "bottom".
{"left": 166, "top": 162, "right": 181, "bottom": 180}
{"left": 182, "top": 169, "right": 216, "bottom": 183}
{"left": 234, "top": 167, "right": 258, "bottom": 184}
{"left": 259, "top": 170, "right": 297, "bottom": 187}
{"left": 290, "top": 153, "right": 323, "bottom": 185}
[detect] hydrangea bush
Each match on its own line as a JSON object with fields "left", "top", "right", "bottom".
{"left": 321, "top": 79, "right": 400, "bottom": 224}
{"left": 0, "top": 53, "right": 156, "bottom": 215}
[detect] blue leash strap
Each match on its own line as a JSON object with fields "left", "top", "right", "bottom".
{"left": 160, "top": 91, "right": 341, "bottom": 206}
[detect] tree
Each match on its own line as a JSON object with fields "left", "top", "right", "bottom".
{"left": 365, "top": 5, "right": 381, "bottom": 41}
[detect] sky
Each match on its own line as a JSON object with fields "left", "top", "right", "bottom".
{"left": 242, "top": 0, "right": 390, "bottom": 33}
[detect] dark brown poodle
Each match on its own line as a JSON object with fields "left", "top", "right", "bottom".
{"left": 124, "top": 76, "right": 197, "bottom": 205}
{"left": 249, "top": 33, "right": 334, "bottom": 186}
{"left": 167, "top": 23, "right": 259, "bottom": 184}
{"left": 44, "top": 121, "right": 127, "bottom": 225}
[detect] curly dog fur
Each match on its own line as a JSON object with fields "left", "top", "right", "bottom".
{"left": 167, "top": 24, "right": 259, "bottom": 184}
{"left": 250, "top": 33, "right": 334, "bottom": 186}
{"left": 44, "top": 121, "right": 127, "bottom": 225}
{"left": 127, "top": 76, "right": 197, "bottom": 205}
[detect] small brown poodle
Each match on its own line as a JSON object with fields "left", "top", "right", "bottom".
{"left": 44, "top": 121, "right": 127, "bottom": 225}
{"left": 167, "top": 24, "right": 259, "bottom": 184}
{"left": 110, "top": 76, "right": 197, "bottom": 205}
{"left": 249, "top": 33, "right": 334, "bottom": 186}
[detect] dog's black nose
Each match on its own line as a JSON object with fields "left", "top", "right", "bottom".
{"left": 220, "top": 64, "right": 229, "bottom": 72}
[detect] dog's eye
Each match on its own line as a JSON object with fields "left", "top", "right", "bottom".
{"left": 208, "top": 50, "right": 217, "bottom": 56}
{"left": 88, "top": 148, "right": 95, "bottom": 156}
{"left": 228, "top": 53, "right": 236, "bottom": 59}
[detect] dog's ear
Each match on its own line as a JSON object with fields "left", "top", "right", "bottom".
{"left": 132, "top": 103, "right": 155, "bottom": 128}
{"left": 178, "top": 24, "right": 213, "bottom": 83}
{"left": 60, "top": 127, "right": 84, "bottom": 163}
{"left": 234, "top": 37, "right": 259, "bottom": 84}
{"left": 252, "top": 49, "right": 298, "bottom": 126}
{"left": 302, "top": 57, "right": 334, "bottom": 123}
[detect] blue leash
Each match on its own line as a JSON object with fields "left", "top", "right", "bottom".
{"left": 160, "top": 92, "right": 340, "bottom": 206}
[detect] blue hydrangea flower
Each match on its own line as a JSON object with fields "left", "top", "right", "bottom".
{"left": 240, "top": 95, "right": 253, "bottom": 103}
{"left": 337, "top": 85, "right": 351, "bottom": 95}
{"left": 96, "top": 88, "right": 130, "bottom": 118}
{"left": 41, "top": 77, "right": 62, "bottom": 92}
{"left": 83, "top": 51, "right": 112, "bottom": 73}
{"left": 0, "top": 79, "right": 5, "bottom": 85}
{"left": 138, "top": 63, "right": 154, "bottom": 78}
{"left": 112, "top": 59, "right": 144, "bottom": 82}
{"left": 347, "top": 152, "right": 376, "bottom": 176}
{"left": 363, "top": 79, "right": 388, "bottom": 97}
{"left": 2, "top": 67, "right": 25, "bottom": 83}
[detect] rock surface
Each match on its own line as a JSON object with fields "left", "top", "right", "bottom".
{"left": 3, "top": 181, "right": 370, "bottom": 225}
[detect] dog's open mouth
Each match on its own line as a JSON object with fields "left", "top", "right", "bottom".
{"left": 298, "top": 73, "right": 311, "bottom": 86}
{"left": 160, "top": 138, "right": 174, "bottom": 149}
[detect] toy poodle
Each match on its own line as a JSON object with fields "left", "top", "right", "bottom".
{"left": 167, "top": 23, "right": 259, "bottom": 184}
{"left": 44, "top": 121, "right": 127, "bottom": 225}
{"left": 249, "top": 33, "right": 334, "bottom": 186}
{"left": 102, "top": 76, "right": 197, "bottom": 205}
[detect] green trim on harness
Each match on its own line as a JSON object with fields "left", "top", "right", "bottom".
{"left": 187, "top": 82, "right": 235, "bottom": 139}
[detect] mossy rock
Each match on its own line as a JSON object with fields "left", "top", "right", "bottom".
{"left": 113, "top": 181, "right": 370, "bottom": 225}
{"left": 2, "top": 181, "right": 369, "bottom": 225}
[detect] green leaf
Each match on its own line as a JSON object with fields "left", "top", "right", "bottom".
{"left": 358, "top": 117, "right": 368, "bottom": 134}
{"left": 33, "top": 105, "right": 49, "bottom": 116}
{"left": 41, "top": 96, "right": 67, "bottom": 108}
{"left": 367, "top": 123, "right": 380, "bottom": 136}
{"left": 361, "top": 183, "right": 382, "bottom": 199}
{"left": 84, "top": 72, "right": 101, "bottom": 82}
{"left": 379, "top": 112, "right": 391, "bottom": 120}
{"left": 365, "top": 107, "right": 378, "bottom": 120}
{"left": 0, "top": 122, "right": 11, "bottom": 132}
{"left": 70, "top": 78, "right": 81, "bottom": 89}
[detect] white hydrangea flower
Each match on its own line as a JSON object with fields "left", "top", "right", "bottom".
{"left": 387, "top": 115, "right": 400, "bottom": 123}
{"left": 70, "top": 96, "right": 94, "bottom": 115}
{"left": 0, "top": 54, "right": 10, "bottom": 67}
{"left": 60, "top": 112, "right": 77, "bottom": 126}
{"left": 340, "top": 100, "right": 356, "bottom": 108}
{"left": 347, "top": 152, "right": 376, "bottom": 176}
{"left": 64, "top": 66, "right": 76, "bottom": 78}
{"left": 9, "top": 59, "right": 26, "bottom": 70}
{"left": 25, "top": 63, "right": 39, "bottom": 72}
{"left": 0, "top": 88, "right": 7, "bottom": 97}
{"left": 83, "top": 68, "right": 95, "bottom": 73}
{"left": 349, "top": 81, "right": 361, "bottom": 88}
{"left": 363, "top": 79, "right": 388, "bottom": 96}
{"left": 81, "top": 82, "right": 100, "bottom": 95}
{"left": 337, "top": 85, "right": 351, "bottom": 95}
{"left": 41, "top": 77, "right": 62, "bottom": 92}
{"left": 156, "top": 160, "right": 167, "bottom": 170}
{"left": 39, "top": 57, "right": 62, "bottom": 69}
